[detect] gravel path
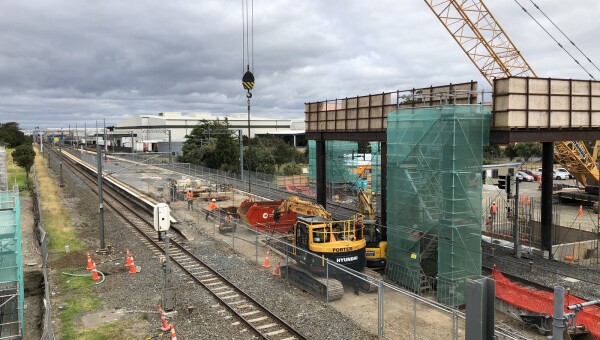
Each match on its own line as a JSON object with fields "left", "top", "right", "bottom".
{"left": 48, "top": 150, "right": 375, "bottom": 339}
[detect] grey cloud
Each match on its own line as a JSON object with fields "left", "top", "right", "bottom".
{"left": 0, "top": 0, "right": 598, "bottom": 128}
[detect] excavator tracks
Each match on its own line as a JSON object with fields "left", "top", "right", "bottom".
{"left": 281, "top": 264, "right": 344, "bottom": 301}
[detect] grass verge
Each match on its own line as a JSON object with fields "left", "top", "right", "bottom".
{"left": 33, "top": 148, "right": 85, "bottom": 255}
{"left": 31, "top": 148, "right": 124, "bottom": 339}
{"left": 6, "top": 148, "right": 28, "bottom": 191}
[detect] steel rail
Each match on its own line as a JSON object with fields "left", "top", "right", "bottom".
{"left": 52, "top": 146, "right": 306, "bottom": 340}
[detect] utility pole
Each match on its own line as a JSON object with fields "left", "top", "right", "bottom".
{"left": 168, "top": 130, "right": 172, "bottom": 165}
{"left": 513, "top": 179, "right": 521, "bottom": 258}
{"left": 59, "top": 135, "right": 64, "bottom": 187}
{"left": 238, "top": 129, "right": 244, "bottom": 180}
{"left": 96, "top": 145, "right": 106, "bottom": 250}
{"left": 103, "top": 118, "right": 108, "bottom": 161}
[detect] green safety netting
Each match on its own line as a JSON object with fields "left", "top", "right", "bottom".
{"left": 385, "top": 104, "right": 490, "bottom": 306}
{"left": 369, "top": 142, "right": 381, "bottom": 194}
{"left": 308, "top": 140, "right": 359, "bottom": 186}
{"left": 0, "top": 190, "right": 23, "bottom": 334}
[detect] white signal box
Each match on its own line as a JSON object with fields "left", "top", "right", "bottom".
{"left": 154, "top": 203, "right": 171, "bottom": 232}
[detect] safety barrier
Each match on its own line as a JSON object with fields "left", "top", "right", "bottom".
{"left": 32, "top": 167, "right": 56, "bottom": 340}
{"left": 493, "top": 267, "right": 600, "bottom": 339}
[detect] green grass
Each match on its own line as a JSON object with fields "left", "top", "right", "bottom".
{"left": 6, "top": 148, "right": 28, "bottom": 190}
{"left": 58, "top": 273, "right": 102, "bottom": 340}
{"left": 32, "top": 150, "right": 85, "bottom": 255}
{"left": 77, "top": 323, "right": 132, "bottom": 340}
{"left": 57, "top": 272, "right": 138, "bottom": 340}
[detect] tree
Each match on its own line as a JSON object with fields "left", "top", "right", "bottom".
{"left": 483, "top": 145, "right": 501, "bottom": 164}
{"left": 514, "top": 142, "right": 542, "bottom": 162}
{"left": 0, "top": 122, "right": 30, "bottom": 147}
{"left": 12, "top": 144, "right": 35, "bottom": 177}
{"left": 245, "top": 135, "right": 305, "bottom": 173}
{"left": 504, "top": 144, "right": 517, "bottom": 161}
{"left": 179, "top": 119, "right": 239, "bottom": 172}
{"left": 245, "top": 147, "right": 276, "bottom": 174}
{"left": 280, "top": 162, "right": 303, "bottom": 176}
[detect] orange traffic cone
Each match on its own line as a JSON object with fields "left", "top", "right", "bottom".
{"left": 91, "top": 263, "right": 100, "bottom": 281}
{"left": 86, "top": 253, "right": 94, "bottom": 271}
{"left": 578, "top": 205, "right": 583, "bottom": 216}
{"left": 126, "top": 253, "right": 134, "bottom": 268}
{"left": 128, "top": 259, "right": 137, "bottom": 274}
{"left": 170, "top": 325, "right": 177, "bottom": 340}
{"left": 262, "top": 249, "right": 271, "bottom": 269}
{"left": 272, "top": 259, "right": 281, "bottom": 277}
{"left": 160, "top": 313, "right": 170, "bottom": 332}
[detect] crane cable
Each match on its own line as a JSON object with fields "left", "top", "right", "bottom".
{"left": 513, "top": 0, "right": 596, "bottom": 80}
{"left": 527, "top": 0, "right": 600, "bottom": 76}
{"left": 242, "top": 0, "right": 254, "bottom": 92}
{"left": 242, "top": 0, "right": 254, "bottom": 190}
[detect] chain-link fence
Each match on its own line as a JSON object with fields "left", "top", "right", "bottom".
{"left": 31, "top": 167, "right": 55, "bottom": 340}
{"left": 59, "top": 146, "right": 534, "bottom": 338}
{"left": 196, "top": 203, "right": 524, "bottom": 339}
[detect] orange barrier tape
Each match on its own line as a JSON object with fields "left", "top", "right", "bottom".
{"left": 493, "top": 268, "right": 600, "bottom": 339}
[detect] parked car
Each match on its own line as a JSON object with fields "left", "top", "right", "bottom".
{"left": 553, "top": 170, "right": 569, "bottom": 180}
{"left": 517, "top": 170, "right": 534, "bottom": 182}
{"left": 536, "top": 167, "right": 570, "bottom": 180}
{"left": 555, "top": 167, "right": 574, "bottom": 179}
{"left": 520, "top": 169, "right": 541, "bottom": 181}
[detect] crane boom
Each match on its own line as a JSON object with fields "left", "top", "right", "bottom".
{"left": 425, "top": 0, "right": 600, "bottom": 187}
{"left": 424, "top": 0, "right": 536, "bottom": 84}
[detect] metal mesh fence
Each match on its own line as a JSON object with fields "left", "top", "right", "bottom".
{"left": 31, "top": 168, "right": 55, "bottom": 340}
{"left": 197, "top": 202, "right": 522, "bottom": 339}
{"left": 64, "top": 144, "right": 530, "bottom": 339}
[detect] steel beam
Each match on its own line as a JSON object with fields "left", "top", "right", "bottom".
{"left": 541, "top": 142, "right": 554, "bottom": 254}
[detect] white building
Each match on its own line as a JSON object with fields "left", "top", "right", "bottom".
{"left": 113, "top": 111, "right": 306, "bottom": 153}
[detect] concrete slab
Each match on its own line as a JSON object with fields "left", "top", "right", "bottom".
{"left": 80, "top": 309, "right": 125, "bottom": 328}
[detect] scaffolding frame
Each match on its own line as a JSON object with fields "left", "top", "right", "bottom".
{"left": 386, "top": 104, "right": 490, "bottom": 306}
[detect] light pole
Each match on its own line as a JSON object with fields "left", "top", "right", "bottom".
{"left": 96, "top": 145, "right": 106, "bottom": 250}
{"left": 59, "top": 133, "right": 64, "bottom": 187}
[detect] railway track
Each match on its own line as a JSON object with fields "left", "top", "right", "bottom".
{"left": 52, "top": 147, "right": 307, "bottom": 340}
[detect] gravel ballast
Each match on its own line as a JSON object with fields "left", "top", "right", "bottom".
{"left": 47, "top": 149, "right": 376, "bottom": 339}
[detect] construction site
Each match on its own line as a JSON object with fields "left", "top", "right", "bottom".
{"left": 3, "top": 1, "right": 600, "bottom": 340}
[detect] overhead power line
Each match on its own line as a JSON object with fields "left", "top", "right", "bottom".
{"left": 513, "top": 0, "right": 596, "bottom": 80}
{"left": 528, "top": 0, "right": 600, "bottom": 76}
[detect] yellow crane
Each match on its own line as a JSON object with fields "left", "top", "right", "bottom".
{"left": 424, "top": 0, "right": 600, "bottom": 188}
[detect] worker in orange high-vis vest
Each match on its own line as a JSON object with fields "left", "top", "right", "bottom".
{"left": 186, "top": 189, "right": 194, "bottom": 211}
{"left": 206, "top": 198, "right": 218, "bottom": 221}
{"left": 490, "top": 202, "right": 498, "bottom": 222}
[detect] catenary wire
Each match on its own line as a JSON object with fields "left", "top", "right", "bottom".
{"left": 528, "top": 0, "right": 600, "bottom": 76}
{"left": 513, "top": 0, "right": 596, "bottom": 80}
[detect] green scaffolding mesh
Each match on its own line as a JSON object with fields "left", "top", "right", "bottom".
{"left": 385, "top": 104, "right": 490, "bottom": 306}
{"left": 308, "top": 141, "right": 359, "bottom": 196}
{"left": 369, "top": 142, "right": 381, "bottom": 194}
{"left": 0, "top": 190, "right": 23, "bottom": 335}
{"left": 308, "top": 140, "right": 316, "bottom": 181}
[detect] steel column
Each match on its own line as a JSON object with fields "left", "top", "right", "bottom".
{"left": 541, "top": 142, "right": 554, "bottom": 254}
{"left": 316, "top": 140, "right": 326, "bottom": 208}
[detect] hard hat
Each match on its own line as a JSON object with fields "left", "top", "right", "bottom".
{"left": 211, "top": 198, "right": 216, "bottom": 202}
{"left": 492, "top": 201, "right": 496, "bottom": 204}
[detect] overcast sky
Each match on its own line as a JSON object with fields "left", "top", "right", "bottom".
{"left": 1, "top": 0, "right": 599, "bottom": 129}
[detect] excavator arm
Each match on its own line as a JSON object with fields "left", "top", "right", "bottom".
{"left": 357, "top": 189, "right": 375, "bottom": 220}
{"left": 274, "top": 196, "right": 332, "bottom": 219}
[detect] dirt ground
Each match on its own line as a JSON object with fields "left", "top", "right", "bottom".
{"left": 169, "top": 193, "right": 543, "bottom": 339}
{"left": 20, "top": 195, "right": 44, "bottom": 340}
